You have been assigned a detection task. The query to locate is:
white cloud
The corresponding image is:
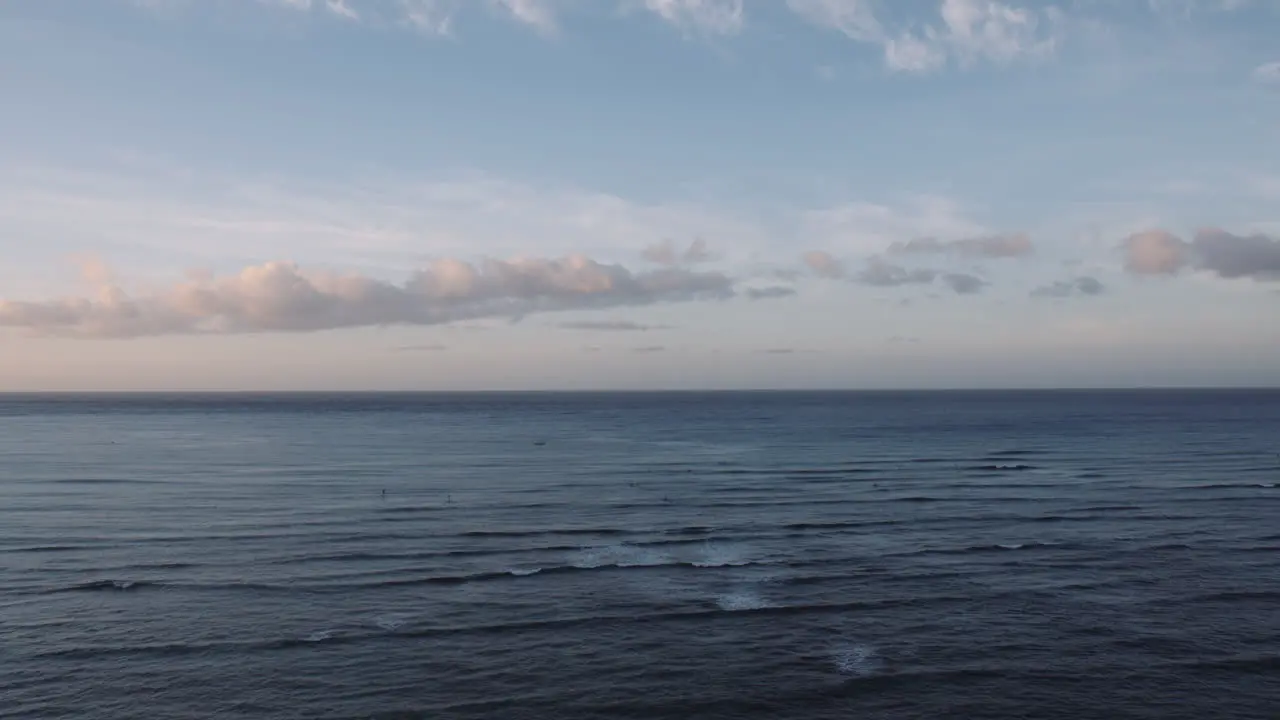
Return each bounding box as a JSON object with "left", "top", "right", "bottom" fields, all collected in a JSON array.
[
  {"left": 642, "top": 0, "right": 745, "bottom": 35},
  {"left": 399, "top": 0, "right": 459, "bottom": 35},
  {"left": 785, "top": 0, "right": 882, "bottom": 42},
  {"left": 1253, "top": 61, "right": 1280, "bottom": 84},
  {"left": 788, "top": 0, "right": 1061, "bottom": 73},
  {"left": 141, "top": 0, "right": 1070, "bottom": 63},
  {"left": 492, "top": 0, "right": 559, "bottom": 34}
]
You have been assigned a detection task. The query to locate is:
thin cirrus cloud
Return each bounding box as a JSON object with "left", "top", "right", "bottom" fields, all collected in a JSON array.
[
  {"left": 1121, "top": 228, "right": 1280, "bottom": 282},
  {"left": 0, "top": 255, "right": 736, "bottom": 339},
  {"left": 214, "top": 0, "right": 1066, "bottom": 73},
  {"left": 787, "top": 0, "right": 1062, "bottom": 73}
]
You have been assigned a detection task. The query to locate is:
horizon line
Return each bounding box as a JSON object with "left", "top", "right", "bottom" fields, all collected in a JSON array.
[{"left": 1, "top": 386, "right": 1277, "bottom": 396}]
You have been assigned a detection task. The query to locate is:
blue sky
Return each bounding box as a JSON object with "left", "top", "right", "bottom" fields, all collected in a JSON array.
[{"left": 1, "top": 0, "right": 1278, "bottom": 390}]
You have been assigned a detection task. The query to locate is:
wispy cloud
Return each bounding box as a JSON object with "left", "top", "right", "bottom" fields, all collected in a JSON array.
[
  {"left": 143, "top": 0, "right": 1068, "bottom": 68},
  {"left": 641, "top": 238, "right": 713, "bottom": 267},
  {"left": 798, "top": 195, "right": 990, "bottom": 256},
  {"left": 789, "top": 0, "right": 1062, "bottom": 73},
  {"left": 1254, "top": 61, "right": 1280, "bottom": 84},
  {"left": 632, "top": 345, "right": 666, "bottom": 353},
  {"left": 642, "top": 0, "right": 744, "bottom": 35},
  {"left": 0, "top": 255, "right": 735, "bottom": 338},
  {"left": 1031, "top": 276, "right": 1105, "bottom": 298},
  {"left": 392, "top": 343, "right": 448, "bottom": 352},
  {"left": 0, "top": 167, "right": 775, "bottom": 269}
]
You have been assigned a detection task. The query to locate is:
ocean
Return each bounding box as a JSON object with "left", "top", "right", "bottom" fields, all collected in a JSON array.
[{"left": 2, "top": 390, "right": 1279, "bottom": 719}]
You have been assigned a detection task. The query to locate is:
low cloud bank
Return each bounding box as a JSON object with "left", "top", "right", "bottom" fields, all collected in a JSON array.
[
  {"left": 804, "top": 252, "right": 988, "bottom": 294},
  {"left": 1122, "top": 228, "right": 1280, "bottom": 281},
  {"left": 0, "top": 255, "right": 735, "bottom": 338}
]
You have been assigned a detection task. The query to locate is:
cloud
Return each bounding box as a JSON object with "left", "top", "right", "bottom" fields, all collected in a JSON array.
[
  {"left": 557, "top": 320, "right": 671, "bottom": 331},
  {"left": 393, "top": 343, "right": 448, "bottom": 352},
  {"left": 398, "top": 0, "right": 459, "bottom": 34},
  {"left": 804, "top": 252, "right": 988, "bottom": 294},
  {"left": 0, "top": 255, "right": 735, "bottom": 338},
  {"left": 802, "top": 250, "right": 846, "bottom": 279},
  {"left": 888, "top": 233, "right": 1033, "bottom": 258},
  {"left": 1031, "top": 276, "right": 1105, "bottom": 298},
  {"left": 642, "top": 0, "right": 745, "bottom": 35},
  {"left": 641, "top": 238, "right": 713, "bottom": 266},
  {"left": 1193, "top": 228, "right": 1280, "bottom": 281},
  {"left": 744, "top": 286, "right": 798, "bottom": 300},
  {"left": 1254, "top": 61, "right": 1280, "bottom": 84},
  {"left": 788, "top": 0, "right": 1061, "bottom": 73},
  {"left": 785, "top": 0, "right": 882, "bottom": 42},
  {"left": 632, "top": 345, "right": 666, "bottom": 353},
  {"left": 139, "top": 0, "right": 1083, "bottom": 73},
  {"left": 1122, "top": 229, "right": 1189, "bottom": 275},
  {"left": 941, "top": 272, "right": 988, "bottom": 294},
  {"left": 261, "top": 0, "right": 561, "bottom": 34},
  {"left": 760, "top": 348, "right": 795, "bottom": 354},
  {"left": 1120, "top": 228, "right": 1280, "bottom": 281},
  {"left": 854, "top": 258, "right": 937, "bottom": 287}
]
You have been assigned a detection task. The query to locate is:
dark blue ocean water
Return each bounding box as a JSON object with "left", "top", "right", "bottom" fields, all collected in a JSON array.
[{"left": 3, "top": 390, "right": 1280, "bottom": 719}]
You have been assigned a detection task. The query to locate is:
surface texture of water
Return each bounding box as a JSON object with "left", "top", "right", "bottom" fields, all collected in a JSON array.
[{"left": 3, "top": 390, "right": 1280, "bottom": 719}]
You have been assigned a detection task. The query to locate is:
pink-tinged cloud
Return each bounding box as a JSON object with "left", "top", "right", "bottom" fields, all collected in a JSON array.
[
  {"left": 0, "top": 255, "right": 735, "bottom": 338},
  {"left": 1122, "top": 229, "right": 1189, "bottom": 275},
  {"left": 802, "top": 250, "right": 846, "bottom": 278},
  {"left": 1121, "top": 228, "right": 1280, "bottom": 281}
]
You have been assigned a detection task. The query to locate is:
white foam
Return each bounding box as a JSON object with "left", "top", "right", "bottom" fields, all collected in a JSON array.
[
  {"left": 507, "top": 567, "right": 542, "bottom": 576},
  {"left": 304, "top": 630, "right": 334, "bottom": 642},
  {"left": 374, "top": 617, "right": 405, "bottom": 631},
  {"left": 832, "top": 643, "right": 882, "bottom": 678},
  {"left": 997, "top": 543, "right": 1024, "bottom": 550},
  {"left": 716, "top": 589, "right": 772, "bottom": 611}
]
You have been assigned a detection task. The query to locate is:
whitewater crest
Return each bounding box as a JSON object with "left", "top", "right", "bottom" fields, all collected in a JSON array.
[{"left": 832, "top": 643, "right": 883, "bottom": 678}]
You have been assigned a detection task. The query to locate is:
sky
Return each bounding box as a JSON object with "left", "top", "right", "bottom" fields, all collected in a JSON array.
[{"left": 1, "top": 0, "right": 1278, "bottom": 391}]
